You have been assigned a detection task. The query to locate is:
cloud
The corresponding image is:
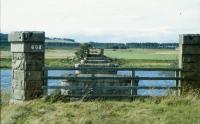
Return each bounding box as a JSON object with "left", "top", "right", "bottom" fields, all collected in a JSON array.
[{"left": 1, "top": 0, "right": 200, "bottom": 42}]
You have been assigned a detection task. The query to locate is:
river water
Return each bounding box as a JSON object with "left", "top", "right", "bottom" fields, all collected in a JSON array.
[{"left": 1, "top": 69, "right": 176, "bottom": 96}]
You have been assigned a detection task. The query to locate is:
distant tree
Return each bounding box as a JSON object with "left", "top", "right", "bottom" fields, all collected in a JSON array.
[
  {"left": 75, "top": 43, "right": 91, "bottom": 60},
  {"left": 120, "top": 45, "right": 127, "bottom": 49},
  {"left": 112, "top": 46, "right": 119, "bottom": 49}
]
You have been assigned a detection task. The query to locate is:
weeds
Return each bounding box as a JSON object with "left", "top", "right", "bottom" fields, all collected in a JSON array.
[{"left": 1, "top": 89, "right": 200, "bottom": 124}]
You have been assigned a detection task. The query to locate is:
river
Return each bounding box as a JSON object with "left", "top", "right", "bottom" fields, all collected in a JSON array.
[{"left": 1, "top": 69, "right": 176, "bottom": 96}]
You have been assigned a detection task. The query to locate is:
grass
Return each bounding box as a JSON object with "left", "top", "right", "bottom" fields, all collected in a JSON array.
[
  {"left": 0, "top": 58, "right": 11, "bottom": 68},
  {"left": 114, "top": 59, "right": 178, "bottom": 68},
  {"left": 45, "top": 48, "right": 78, "bottom": 59},
  {"left": 45, "top": 58, "right": 77, "bottom": 67},
  {"left": 0, "top": 47, "right": 78, "bottom": 59},
  {"left": 0, "top": 58, "right": 177, "bottom": 68},
  {"left": 0, "top": 58, "right": 77, "bottom": 68},
  {"left": 0, "top": 47, "right": 178, "bottom": 68},
  {"left": 104, "top": 49, "right": 178, "bottom": 60},
  {"left": 0, "top": 47, "right": 78, "bottom": 68},
  {"left": 1, "top": 90, "right": 200, "bottom": 124}
]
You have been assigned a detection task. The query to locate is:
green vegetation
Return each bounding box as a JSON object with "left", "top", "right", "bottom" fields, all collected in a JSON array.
[
  {"left": 0, "top": 47, "right": 178, "bottom": 68},
  {"left": 0, "top": 58, "right": 77, "bottom": 68},
  {"left": 114, "top": 59, "right": 177, "bottom": 68},
  {"left": 0, "top": 47, "right": 78, "bottom": 68},
  {"left": 45, "top": 58, "right": 77, "bottom": 67},
  {"left": 1, "top": 91, "right": 200, "bottom": 124},
  {"left": 0, "top": 58, "right": 11, "bottom": 68},
  {"left": 104, "top": 49, "right": 178, "bottom": 60},
  {"left": 75, "top": 43, "right": 91, "bottom": 60},
  {"left": 45, "top": 48, "right": 77, "bottom": 58}
]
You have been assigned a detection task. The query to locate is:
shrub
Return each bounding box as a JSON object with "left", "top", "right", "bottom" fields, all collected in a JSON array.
[{"left": 75, "top": 43, "right": 91, "bottom": 60}]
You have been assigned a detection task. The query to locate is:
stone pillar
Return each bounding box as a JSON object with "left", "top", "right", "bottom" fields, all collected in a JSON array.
[
  {"left": 179, "top": 34, "right": 200, "bottom": 91},
  {"left": 9, "top": 31, "right": 45, "bottom": 102}
]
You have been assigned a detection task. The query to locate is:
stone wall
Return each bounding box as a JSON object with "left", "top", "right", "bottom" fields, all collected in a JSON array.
[
  {"left": 61, "top": 74, "right": 131, "bottom": 96},
  {"left": 61, "top": 48, "right": 136, "bottom": 97},
  {"left": 9, "top": 31, "right": 45, "bottom": 102},
  {"left": 179, "top": 34, "right": 200, "bottom": 91}
]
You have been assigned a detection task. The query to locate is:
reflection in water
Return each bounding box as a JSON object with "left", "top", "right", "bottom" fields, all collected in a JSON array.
[
  {"left": 1, "top": 69, "right": 11, "bottom": 90},
  {"left": 118, "top": 71, "right": 176, "bottom": 96},
  {"left": 1, "top": 69, "right": 176, "bottom": 96}
]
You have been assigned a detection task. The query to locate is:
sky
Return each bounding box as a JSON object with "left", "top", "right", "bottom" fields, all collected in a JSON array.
[{"left": 1, "top": 0, "right": 200, "bottom": 43}]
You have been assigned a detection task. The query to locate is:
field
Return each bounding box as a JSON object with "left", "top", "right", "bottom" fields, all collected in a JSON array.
[
  {"left": 0, "top": 47, "right": 178, "bottom": 68},
  {"left": 105, "top": 49, "right": 178, "bottom": 68},
  {"left": 105, "top": 49, "right": 178, "bottom": 60}
]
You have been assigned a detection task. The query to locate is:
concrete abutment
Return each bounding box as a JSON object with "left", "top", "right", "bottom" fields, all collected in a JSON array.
[{"left": 9, "top": 31, "right": 45, "bottom": 102}]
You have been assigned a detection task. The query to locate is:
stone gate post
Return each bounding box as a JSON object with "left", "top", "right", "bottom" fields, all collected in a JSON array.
[
  {"left": 9, "top": 31, "right": 45, "bottom": 102},
  {"left": 179, "top": 34, "right": 200, "bottom": 91}
]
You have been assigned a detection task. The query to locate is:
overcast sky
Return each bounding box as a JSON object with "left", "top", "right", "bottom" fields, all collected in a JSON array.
[{"left": 1, "top": 0, "right": 200, "bottom": 43}]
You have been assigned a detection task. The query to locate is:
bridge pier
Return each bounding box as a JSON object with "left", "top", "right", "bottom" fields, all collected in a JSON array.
[
  {"left": 9, "top": 31, "right": 45, "bottom": 102},
  {"left": 179, "top": 34, "right": 200, "bottom": 92}
]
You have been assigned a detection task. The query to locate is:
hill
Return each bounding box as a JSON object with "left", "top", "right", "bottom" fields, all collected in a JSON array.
[
  {"left": 0, "top": 33, "right": 76, "bottom": 43},
  {"left": 0, "top": 33, "right": 8, "bottom": 42},
  {"left": 45, "top": 37, "right": 76, "bottom": 43}
]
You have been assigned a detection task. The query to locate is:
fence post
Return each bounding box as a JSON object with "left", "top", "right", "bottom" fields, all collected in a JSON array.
[
  {"left": 131, "top": 70, "right": 137, "bottom": 97},
  {"left": 43, "top": 69, "right": 48, "bottom": 96},
  {"left": 9, "top": 31, "right": 45, "bottom": 102},
  {"left": 175, "top": 70, "right": 181, "bottom": 96},
  {"left": 179, "top": 34, "right": 200, "bottom": 92}
]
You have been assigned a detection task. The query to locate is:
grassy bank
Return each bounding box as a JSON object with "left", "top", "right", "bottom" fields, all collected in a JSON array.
[
  {"left": 1, "top": 91, "right": 200, "bottom": 124},
  {"left": 0, "top": 58, "right": 77, "bottom": 68},
  {"left": 114, "top": 59, "right": 177, "bottom": 68},
  {"left": 0, "top": 58, "right": 177, "bottom": 68},
  {"left": 0, "top": 58, "right": 11, "bottom": 68}
]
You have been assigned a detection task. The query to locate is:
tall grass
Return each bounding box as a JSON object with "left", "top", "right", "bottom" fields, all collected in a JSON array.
[
  {"left": 1, "top": 90, "right": 11, "bottom": 105},
  {"left": 1, "top": 89, "right": 200, "bottom": 124}
]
